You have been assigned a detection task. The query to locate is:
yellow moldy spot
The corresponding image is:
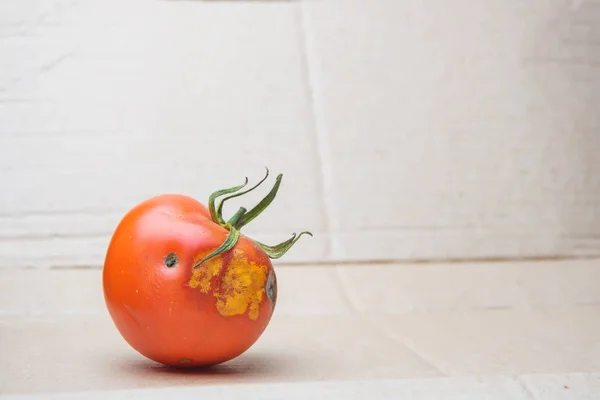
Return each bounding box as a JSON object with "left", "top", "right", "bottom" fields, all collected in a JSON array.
[
  {"left": 215, "top": 249, "right": 267, "bottom": 320},
  {"left": 188, "top": 254, "right": 222, "bottom": 293},
  {"left": 189, "top": 248, "right": 268, "bottom": 321}
]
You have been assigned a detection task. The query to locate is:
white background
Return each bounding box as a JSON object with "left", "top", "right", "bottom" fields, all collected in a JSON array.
[{"left": 1, "top": 0, "right": 599, "bottom": 268}]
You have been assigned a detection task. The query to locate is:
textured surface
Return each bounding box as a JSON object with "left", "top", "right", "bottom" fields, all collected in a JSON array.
[
  {"left": 302, "top": 0, "right": 600, "bottom": 262},
  {"left": 3, "top": 376, "right": 600, "bottom": 400},
  {"left": 2, "top": 0, "right": 600, "bottom": 267},
  {"left": 1, "top": 259, "right": 599, "bottom": 397}
]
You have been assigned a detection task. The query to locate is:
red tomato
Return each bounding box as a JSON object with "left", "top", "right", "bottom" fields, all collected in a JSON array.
[{"left": 102, "top": 169, "right": 311, "bottom": 367}]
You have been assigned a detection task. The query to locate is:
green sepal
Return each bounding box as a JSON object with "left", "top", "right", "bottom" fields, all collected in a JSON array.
[
  {"left": 193, "top": 227, "right": 241, "bottom": 268},
  {"left": 255, "top": 231, "right": 313, "bottom": 259},
  {"left": 195, "top": 169, "right": 312, "bottom": 267},
  {"left": 216, "top": 167, "right": 270, "bottom": 224},
  {"left": 208, "top": 178, "right": 248, "bottom": 226},
  {"left": 238, "top": 173, "right": 282, "bottom": 229}
]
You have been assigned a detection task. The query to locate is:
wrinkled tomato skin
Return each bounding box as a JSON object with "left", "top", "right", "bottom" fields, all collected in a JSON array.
[{"left": 102, "top": 194, "right": 277, "bottom": 367}]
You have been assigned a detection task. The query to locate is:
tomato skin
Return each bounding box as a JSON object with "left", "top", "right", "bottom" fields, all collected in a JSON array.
[{"left": 102, "top": 194, "right": 277, "bottom": 367}]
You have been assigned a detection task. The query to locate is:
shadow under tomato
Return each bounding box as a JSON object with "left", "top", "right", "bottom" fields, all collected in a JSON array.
[{"left": 117, "top": 352, "right": 292, "bottom": 383}]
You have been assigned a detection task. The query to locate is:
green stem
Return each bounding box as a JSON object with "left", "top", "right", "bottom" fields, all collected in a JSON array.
[
  {"left": 193, "top": 228, "right": 241, "bottom": 268},
  {"left": 195, "top": 169, "right": 312, "bottom": 267},
  {"left": 226, "top": 207, "right": 247, "bottom": 228},
  {"left": 208, "top": 178, "right": 248, "bottom": 226},
  {"left": 216, "top": 167, "right": 270, "bottom": 224},
  {"left": 193, "top": 208, "right": 246, "bottom": 268},
  {"left": 237, "top": 173, "right": 282, "bottom": 229}
]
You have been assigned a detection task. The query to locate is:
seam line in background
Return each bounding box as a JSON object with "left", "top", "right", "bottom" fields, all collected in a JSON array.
[{"left": 297, "top": 2, "right": 335, "bottom": 260}]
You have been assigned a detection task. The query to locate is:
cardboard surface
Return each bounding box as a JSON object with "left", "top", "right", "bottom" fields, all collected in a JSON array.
[
  {"left": 3, "top": 375, "right": 600, "bottom": 400},
  {"left": 1, "top": 259, "right": 599, "bottom": 397}
]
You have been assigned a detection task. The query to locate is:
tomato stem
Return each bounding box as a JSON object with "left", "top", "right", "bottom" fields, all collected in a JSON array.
[
  {"left": 216, "top": 167, "right": 270, "bottom": 224},
  {"left": 197, "top": 168, "right": 312, "bottom": 267},
  {"left": 208, "top": 178, "right": 249, "bottom": 226},
  {"left": 193, "top": 227, "right": 242, "bottom": 268},
  {"left": 226, "top": 207, "right": 247, "bottom": 229},
  {"left": 237, "top": 173, "right": 282, "bottom": 229}
]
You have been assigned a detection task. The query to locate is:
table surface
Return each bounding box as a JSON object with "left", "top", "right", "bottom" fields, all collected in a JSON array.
[{"left": 1, "top": 259, "right": 599, "bottom": 399}]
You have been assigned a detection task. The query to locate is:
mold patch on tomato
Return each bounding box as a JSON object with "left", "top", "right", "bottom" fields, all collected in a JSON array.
[
  {"left": 189, "top": 249, "right": 267, "bottom": 321},
  {"left": 188, "top": 254, "right": 223, "bottom": 293},
  {"left": 215, "top": 249, "right": 267, "bottom": 320}
]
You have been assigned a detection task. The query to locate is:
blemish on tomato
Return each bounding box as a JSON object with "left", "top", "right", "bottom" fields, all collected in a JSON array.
[
  {"left": 180, "top": 358, "right": 191, "bottom": 364},
  {"left": 188, "top": 249, "right": 267, "bottom": 321},
  {"left": 164, "top": 252, "right": 178, "bottom": 268},
  {"left": 266, "top": 270, "right": 277, "bottom": 303},
  {"left": 188, "top": 253, "right": 223, "bottom": 293},
  {"left": 122, "top": 304, "right": 142, "bottom": 328},
  {"left": 215, "top": 249, "right": 267, "bottom": 321}
]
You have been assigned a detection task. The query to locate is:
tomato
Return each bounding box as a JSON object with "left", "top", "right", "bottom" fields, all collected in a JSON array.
[{"left": 102, "top": 169, "right": 311, "bottom": 367}]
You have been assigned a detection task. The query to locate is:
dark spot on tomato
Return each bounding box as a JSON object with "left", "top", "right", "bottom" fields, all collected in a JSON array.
[
  {"left": 266, "top": 270, "right": 277, "bottom": 303},
  {"left": 164, "top": 252, "right": 178, "bottom": 268},
  {"left": 180, "top": 358, "right": 191, "bottom": 364}
]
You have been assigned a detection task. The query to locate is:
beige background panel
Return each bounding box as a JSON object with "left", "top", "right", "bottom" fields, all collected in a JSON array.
[
  {"left": 0, "top": 0, "right": 325, "bottom": 267},
  {"left": 1, "top": 0, "right": 600, "bottom": 268},
  {"left": 301, "top": 0, "right": 600, "bottom": 261}
]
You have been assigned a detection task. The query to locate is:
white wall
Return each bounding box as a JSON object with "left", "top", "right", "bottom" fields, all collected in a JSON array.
[{"left": 1, "top": 0, "right": 599, "bottom": 268}]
